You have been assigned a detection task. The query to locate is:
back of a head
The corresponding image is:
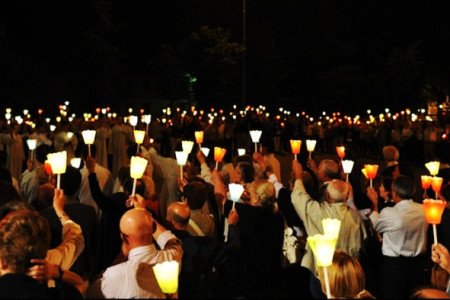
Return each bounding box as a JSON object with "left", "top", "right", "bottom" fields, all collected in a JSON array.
[
  {"left": 167, "top": 202, "right": 190, "bottom": 229},
  {"left": 320, "top": 251, "right": 367, "bottom": 299},
  {"left": 0, "top": 210, "right": 50, "bottom": 274},
  {"left": 382, "top": 145, "right": 399, "bottom": 163},
  {"left": 326, "top": 179, "right": 349, "bottom": 203},
  {"left": 183, "top": 181, "right": 208, "bottom": 210},
  {"left": 410, "top": 287, "right": 450, "bottom": 299},
  {"left": 237, "top": 161, "right": 255, "bottom": 184},
  {"left": 35, "top": 144, "right": 53, "bottom": 164},
  {"left": 319, "top": 159, "right": 340, "bottom": 180},
  {"left": 60, "top": 166, "right": 82, "bottom": 197},
  {"left": 32, "top": 183, "right": 55, "bottom": 211},
  {"left": 0, "top": 201, "right": 33, "bottom": 220},
  {"left": 120, "top": 208, "right": 154, "bottom": 245},
  {"left": 118, "top": 166, "right": 131, "bottom": 187},
  {"left": 252, "top": 179, "right": 277, "bottom": 211},
  {"left": 392, "top": 175, "right": 415, "bottom": 199}
]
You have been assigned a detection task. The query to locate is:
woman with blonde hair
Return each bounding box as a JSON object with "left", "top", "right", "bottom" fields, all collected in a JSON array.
[{"left": 318, "top": 251, "right": 374, "bottom": 299}]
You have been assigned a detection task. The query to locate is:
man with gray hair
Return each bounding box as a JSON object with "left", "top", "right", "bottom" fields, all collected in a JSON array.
[{"left": 291, "top": 160, "right": 367, "bottom": 298}]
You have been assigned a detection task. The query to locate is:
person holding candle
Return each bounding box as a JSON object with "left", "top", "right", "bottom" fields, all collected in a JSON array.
[
  {"left": 367, "top": 175, "right": 428, "bottom": 299},
  {"left": 431, "top": 243, "right": 450, "bottom": 294},
  {"left": 290, "top": 160, "right": 367, "bottom": 298},
  {"left": 86, "top": 207, "right": 183, "bottom": 298},
  {"left": 307, "top": 158, "right": 341, "bottom": 202}
]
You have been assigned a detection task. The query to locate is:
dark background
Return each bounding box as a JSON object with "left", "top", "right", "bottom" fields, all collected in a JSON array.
[{"left": 1, "top": 0, "right": 450, "bottom": 116}]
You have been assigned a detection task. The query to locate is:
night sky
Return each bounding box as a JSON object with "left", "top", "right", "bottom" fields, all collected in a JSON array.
[{"left": 1, "top": 0, "right": 450, "bottom": 115}]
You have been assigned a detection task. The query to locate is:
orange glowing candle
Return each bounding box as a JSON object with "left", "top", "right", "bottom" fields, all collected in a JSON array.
[
  {"left": 421, "top": 175, "right": 432, "bottom": 198},
  {"left": 195, "top": 131, "right": 204, "bottom": 147},
  {"left": 364, "top": 164, "right": 378, "bottom": 188},
  {"left": 290, "top": 140, "right": 301, "bottom": 160},
  {"left": 336, "top": 146, "right": 345, "bottom": 160},
  {"left": 214, "top": 147, "right": 227, "bottom": 170},
  {"left": 431, "top": 177, "right": 444, "bottom": 200},
  {"left": 423, "top": 199, "right": 446, "bottom": 245}
]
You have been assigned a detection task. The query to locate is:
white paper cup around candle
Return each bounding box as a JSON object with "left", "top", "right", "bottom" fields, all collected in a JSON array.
[
  {"left": 237, "top": 148, "right": 246, "bottom": 156},
  {"left": 182, "top": 141, "right": 194, "bottom": 154},
  {"left": 130, "top": 156, "right": 148, "bottom": 196},
  {"left": 249, "top": 130, "right": 262, "bottom": 153},
  {"left": 306, "top": 139, "right": 317, "bottom": 159},
  {"left": 175, "top": 151, "right": 189, "bottom": 179},
  {"left": 27, "top": 139, "right": 37, "bottom": 161},
  {"left": 153, "top": 260, "right": 179, "bottom": 295},
  {"left": 229, "top": 183, "right": 244, "bottom": 210},
  {"left": 70, "top": 157, "right": 81, "bottom": 169},
  {"left": 342, "top": 160, "right": 354, "bottom": 182},
  {"left": 47, "top": 151, "right": 67, "bottom": 190},
  {"left": 201, "top": 147, "right": 210, "bottom": 157}
]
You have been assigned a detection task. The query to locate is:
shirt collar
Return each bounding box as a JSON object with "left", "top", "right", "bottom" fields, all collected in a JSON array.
[{"left": 128, "top": 244, "right": 157, "bottom": 260}]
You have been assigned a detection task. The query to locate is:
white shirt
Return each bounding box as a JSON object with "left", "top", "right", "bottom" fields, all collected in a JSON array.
[
  {"left": 370, "top": 199, "right": 428, "bottom": 257},
  {"left": 86, "top": 231, "right": 182, "bottom": 299}
]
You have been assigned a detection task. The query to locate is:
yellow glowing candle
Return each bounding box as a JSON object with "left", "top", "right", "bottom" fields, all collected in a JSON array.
[
  {"left": 195, "top": 131, "right": 204, "bottom": 147},
  {"left": 306, "top": 140, "right": 317, "bottom": 159},
  {"left": 425, "top": 161, "right": 440, "bottom": 177},
  {"left": 431, "top": 177, "right": 444, "bottom": 199},
  {"left": 130, "top": 156, "right": 148, "bottom": 196},
  {"left": 134, "top": 130, "right": 145, "bottom": 154},
  {"left": 421, "top": 175, "right": 432, "bottom": 190},
  {"left": 237, "top": 148, "right": 246, "bottom": 156},
  {"left": 423, "top": 199, "right": 446, "bottom": 245},
  {"left": 290, "top": 140, "right": 301, "bottom": 160},
  {"left": 336, "top": 146, "right": 345, "bottom": 160},
  {"left": 182, "top": 141, "right": 194, "bottom": 154},
  {"left": 47, "top": 151, "right": 67, "bottom": 189},
  {"left": 153, "top": 260, "right": 179, "bottom": 295},
  {"left": 364, "top": 164, "right": 379, "bottom": 188},
  {"left": 214, "top": 147, "right": 227, "bottom": 170}
]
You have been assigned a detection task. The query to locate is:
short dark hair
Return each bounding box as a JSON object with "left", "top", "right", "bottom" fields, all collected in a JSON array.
[
  {"left": 392, "top": 175, "right": 415, "bottom": 199},
  {"left": 60, "top": 166, "right": 82, "bottom": 197},
  {"left": 183, "top": 181, "right": 208, "bottom": 210},
  {"left": 35, "top": 144, "right": 52, "bottom": 164},
  {"left": 237, "top": 162, "right": 255, "bottom": 184}
]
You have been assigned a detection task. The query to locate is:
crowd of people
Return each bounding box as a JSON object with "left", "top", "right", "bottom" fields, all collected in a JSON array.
[{"left": 0, "top": 105, "right": 449, "bottom": 299}]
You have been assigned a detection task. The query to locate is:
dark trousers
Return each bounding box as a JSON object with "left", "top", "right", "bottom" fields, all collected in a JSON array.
[{"left": 379, "top": 255, "right": 427, "bottom": 299}]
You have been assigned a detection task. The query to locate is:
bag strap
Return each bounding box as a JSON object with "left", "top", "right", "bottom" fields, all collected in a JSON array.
[{"left": 189, "top": 219, "right": 205, "bottom": 236}]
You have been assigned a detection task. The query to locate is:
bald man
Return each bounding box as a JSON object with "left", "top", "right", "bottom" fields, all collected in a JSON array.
[
  {"left": 86, "top": 208, "right": 183, "bottom": 298},
  {"left": 166, "top": 201, "right": 218, "bottom": 298}
]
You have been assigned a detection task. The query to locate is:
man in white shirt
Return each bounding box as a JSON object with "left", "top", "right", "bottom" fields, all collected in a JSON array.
[
  {"left": 86, "top": 207, "right": 183, "bottom": 298},
  {"left": 367, "top": 175, "right": 428, "bottom": 299}
]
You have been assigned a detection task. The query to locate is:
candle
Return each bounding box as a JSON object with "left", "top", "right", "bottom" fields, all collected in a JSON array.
[
  {"left": 200, "top": 147, "right": 210, "bottom": 157},
  {"left": 47, "top": 151, "right": 67, "bottom": 190},
  {"left": 237, "top": 148, "right": 246, "bottom": 156},
  {"left": 130, "top": 156, "right": 148, "bottom": 196},
  {"left": 425, "top": 161, "right": 440, "bottom": 177},
  {"left": 306, "top": 140, "right": 317, "bottom": 159},
  {"left": 431, "top": 177, "right": 444, "bottom": 200},
  {"left": 129, "top": 115, "right": 138, "bottom": 128},
  {"left": 70, "top": 157, "right": 81, "bottom": 169},
  {"left": 229, "top": 183, "right": 244, "bottom": 210},
  {"left": 341, "top": 160, "right": 354, "bottom": 182},
  {"left": 134, "top": 130, "right": 145, "bottom": 154},
  {"left": 336, "top": 146, "right": 345, "bottom": 160},
  {"left": 153, "top": 260, "right": 179, "bottom": 295},
  {"left": 421, "top": 175, "right": 432, "bottom": 198},
  {"left": 364, "top": 164, "right": 378, "bottom": 188},
  {"left": 82, "top": 130, "right": 96, "bottom": 156},
  {"left": 175, "top": 151, "right": 189, "bottom": 179},
  {"left": 26, "top": 139, "right": 37, "bottom": 161},
  {"left": 423, "top": 199, "right": 446, "bottom": 245},
  {"left": 290, "top": 140, "right": 301, "bottom": 160},
  {"left": 249, "top": 130, "right": 262, "bottom": 153},
  {"left": 195, "top": 131, "right": 204, "bottom": 148},
  {"left": 214, "top": 147, "right": 227, "bottom": 170},
  {"left": 182, "top": 141, "right": 194, "bottom": 154}
]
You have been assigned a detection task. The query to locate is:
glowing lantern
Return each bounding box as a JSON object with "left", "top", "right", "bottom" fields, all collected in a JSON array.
[
  {"left": 423, "top": 199, "right": 446, "bottom": 245},
  {"left": 290, "top": 140, "right": 301, "bottom": 161},
  {"left": 237, "top": 148, "right": 246, "bottom": 156},
  {"left": 175, "top": 151, "right": 189, "bottom": 179},
  {"left": 153, "top": 260, "right": 179, "bottom": 295},
  {"left": 82, "top": 130, "right": 96, "bottom": 156},
  {"left": 130, "top": 156, "right": 148, "bottom": 197},
  {"left": 26, "top": 139, "right": 37, "bottom": 161},
  {"left": 47, "top": 151, "right": 67, "bottom": 189},
  {"left": 364, "top": 164, "right": 378, "bottom": 188},
  {"left": 214, "top": 147, "right": 227, "bottom": 170},
  {"left": 425, "top": 161, "right": 440, "bottom": 177},
  {"left": 195, "top": 131, "right": 204, "bottom": 148},
  {"left": 341, "top": 160, "right": 354, "bottom": 182},
  {"left": 182, "top": 141, "right": 194, "bottom": 154},
  {"left": 134, "top": 130, "right": 145, "bottom": 154},
  {"left": 249, "top": 130, "right": 262, "bottom": 153},
  {"left": 306, "top": 140, "right": 317, "bottom": 159},
  {"left": 229, "top": 183, "right": 244, "bottom": 210},
  {"left": 336, "top": 146, "right": 345, "bottom": 160}
]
